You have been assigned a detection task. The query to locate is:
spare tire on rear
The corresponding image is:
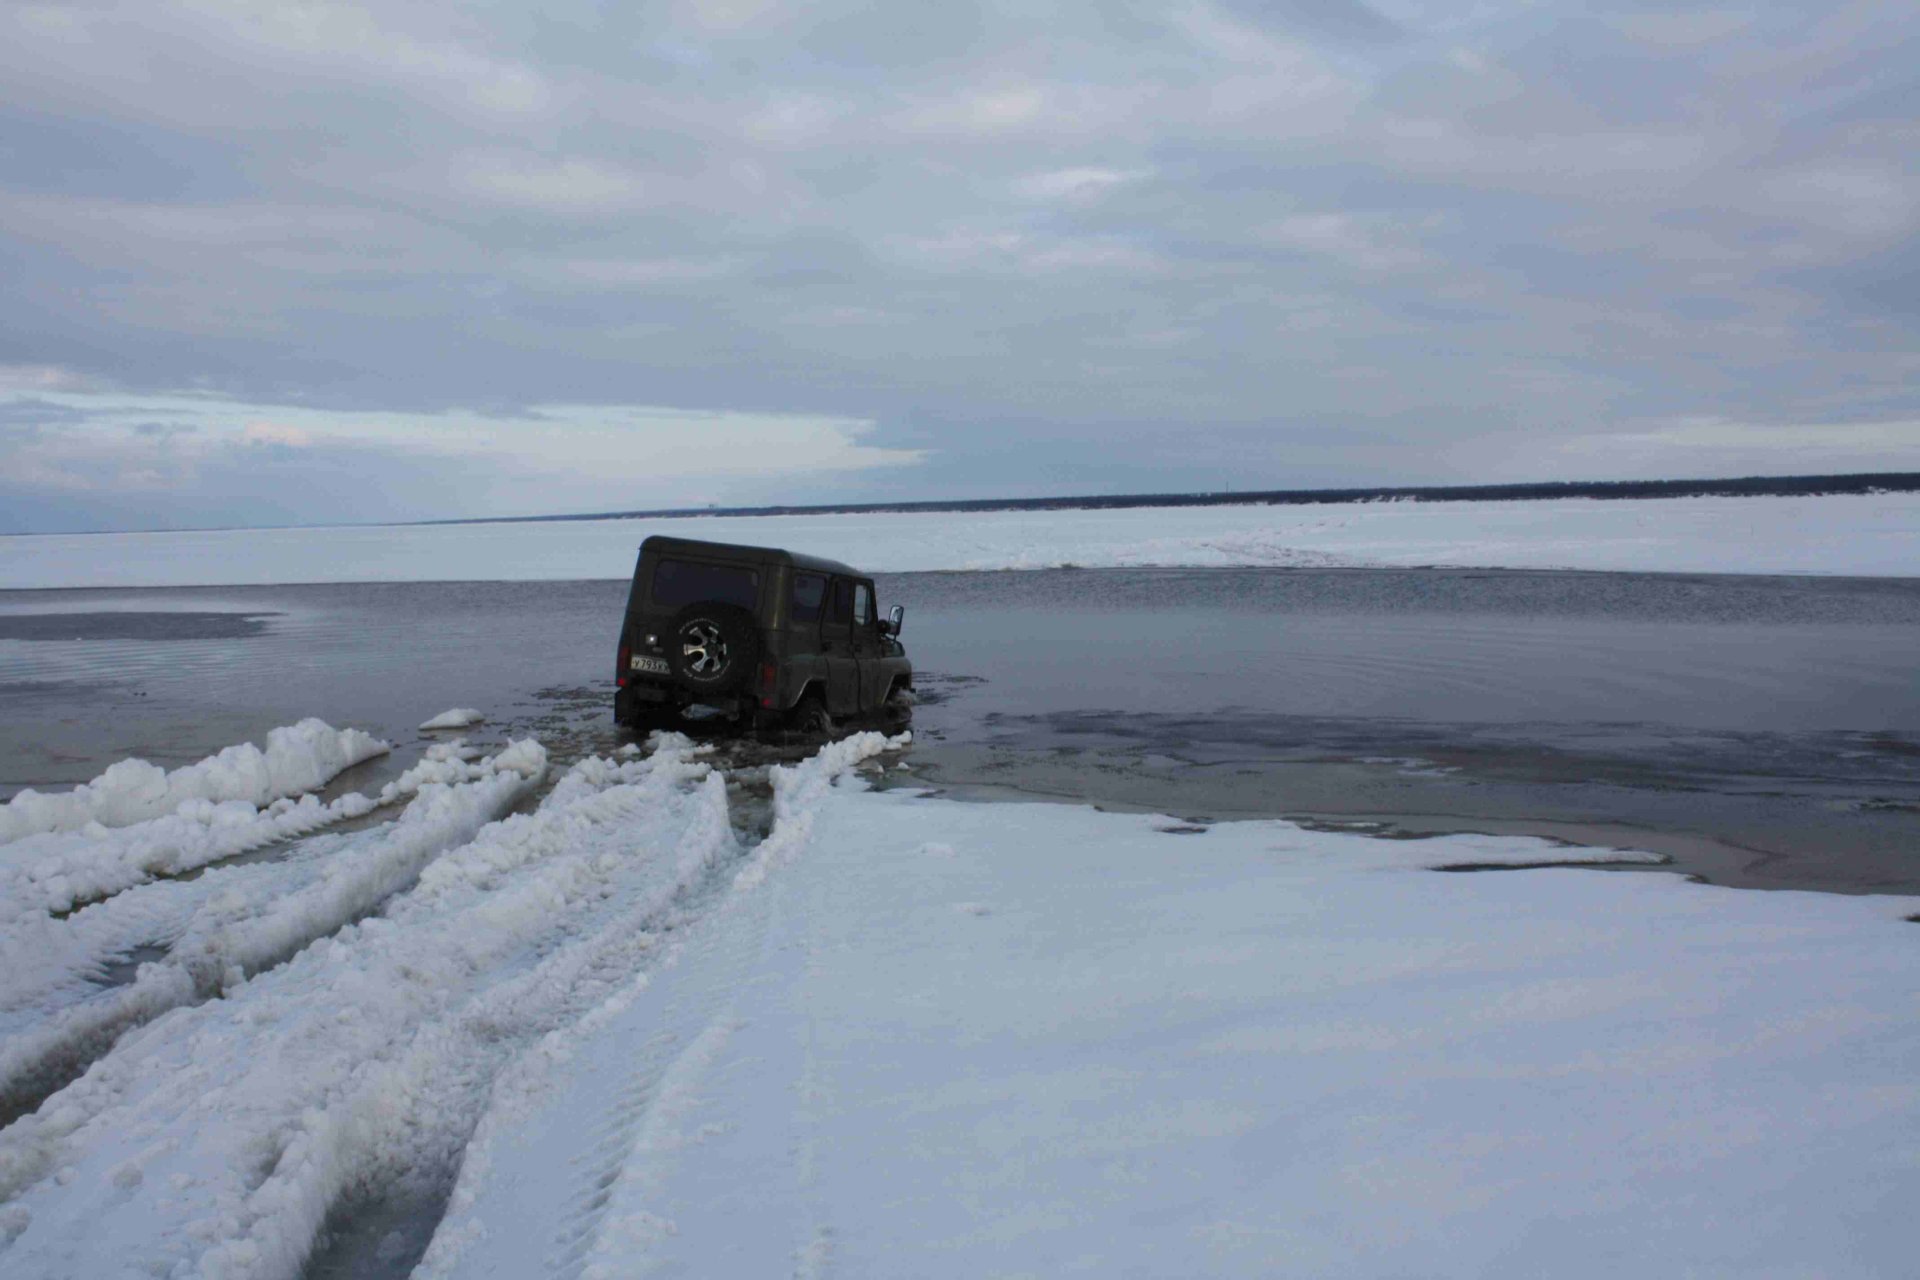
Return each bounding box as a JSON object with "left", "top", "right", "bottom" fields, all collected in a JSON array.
[{"left": 668, "top": 603, "right": 760, "bottom": 694}]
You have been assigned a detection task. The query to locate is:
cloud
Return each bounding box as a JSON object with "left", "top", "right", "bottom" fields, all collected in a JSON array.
[
  {"left": 1571, "top": 417, "right": 1920, "bottom": 462},
  {"left": 0, "top": 365, "right": 94, "bottom": 394},
  {"left": 1256, "top": 214, "right": 1428, "bottom": 270},
  {"left": 0, "top": 391, "right": 925, "bottom": 530},
  {"left": 0, "top": 0, "right": 1915, "bottom": 531},
  {"left": 241, "top": 421, "right": 314, "bottom": 449},
  {"left": 1012, "top": 167, "right": 1150, "bottom": 202},
  {"left": 449, "top": 154, "right": 651, "bottom": 215}
]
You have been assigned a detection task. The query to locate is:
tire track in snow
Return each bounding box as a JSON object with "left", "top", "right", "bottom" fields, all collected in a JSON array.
[
  {"left": 0, "top": 720, "right": 387, "bottom": 844},
  {"left": 0, "top": 739, "right": 537, "bottom": 1058},
  {"left": 272, "top": 746, "right": 741, "bottom": 1280},
  {"left": 0, "top": 744, "right": 547, "bottom": 1130},
  {"left": 0, "top": 733, "right": 905, "bottom": 1280},
  {"left": 1, "top": 829, "right": 359, "bottom": 1062},
  {"left": 536, "top": 862, "right": 770, "bottom": 1280},
  {"left": 0, "top": 737, "right": 739, "bottom": 1280},
  {"left": 0, "top": 737, "right": 510, "bottom": 923},
  {"left": 413, "top": 731, "right": 907, "bottom": 1280},
  {"left": 566, "top": 1016, "right": 742, "bottom": 1278}
]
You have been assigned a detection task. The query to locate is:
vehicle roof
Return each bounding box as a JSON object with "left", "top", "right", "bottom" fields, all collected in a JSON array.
[{"left": 639, "top": 534, "right": 866, "bottom": 579}]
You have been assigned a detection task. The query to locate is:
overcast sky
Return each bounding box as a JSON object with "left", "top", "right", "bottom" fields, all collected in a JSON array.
[{"left": 2, "top": 1, "right": 1917, "bottom": 532}]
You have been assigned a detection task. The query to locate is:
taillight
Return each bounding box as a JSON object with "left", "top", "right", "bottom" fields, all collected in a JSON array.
[
  {"left": 617, "top": 642, "right": 630, "bottom": 687},
  {"left": 758, "top": 662, "right": 777, "bottom": 707}
]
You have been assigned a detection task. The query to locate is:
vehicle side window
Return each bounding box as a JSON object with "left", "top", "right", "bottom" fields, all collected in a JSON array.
[
  {"left": 853, "top": 582, "right": 873, "bottom": 626},
  {"left": 651, "top": 559, "right": 758, "bottom": 609},
  {"left": 827, "top": 578, "right": 854, "bottom": 625},
  {"left": 791, "top": 573, "right": 826, "bottom": 624}
]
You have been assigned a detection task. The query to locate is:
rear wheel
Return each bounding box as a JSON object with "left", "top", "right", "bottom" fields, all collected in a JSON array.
[{"left": 789, "top": 691, "right": 833, "bottom": 737}]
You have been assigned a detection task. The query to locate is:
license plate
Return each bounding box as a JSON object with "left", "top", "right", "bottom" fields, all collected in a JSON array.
[{"left": 630, "top": 654, "right": 670, "bottom": 675}]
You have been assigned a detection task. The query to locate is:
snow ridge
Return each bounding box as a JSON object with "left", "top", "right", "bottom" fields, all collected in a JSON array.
[
  {"left": 0, "top": 720, "right": 388, "bottom": 845},
  {"left": 0, "top": 735, "right": 744, "bottom": 1280},
  {"left": 0, "top": 742, "right": 547, "bottom": 1128},
  {"left": 420, "top": 708, "right": 485, "bottom": 731},
  {"left": 0, "top": 738, "right": 521, "bottom": 922},
  {"left": 732, "top": 729, "right": 907, "bottom": 892}
]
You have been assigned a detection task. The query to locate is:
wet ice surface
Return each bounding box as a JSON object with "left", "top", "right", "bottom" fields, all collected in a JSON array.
[
  {"left": 891, "top": 569, "right": 1920, "bottom": 894},
  {"left": 0, "top": 612, "right": 277, "bottom": 642},
  {"left": 2, "top": 568, "right": 1918, "bottom": 892}
]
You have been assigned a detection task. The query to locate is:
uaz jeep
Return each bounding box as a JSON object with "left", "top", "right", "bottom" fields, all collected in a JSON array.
[{"left": 614, "top": 535, "right": 912, "bottom": 733}]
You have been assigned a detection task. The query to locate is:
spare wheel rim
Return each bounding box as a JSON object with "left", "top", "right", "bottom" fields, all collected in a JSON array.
[{"left": 683, "top": 620, "right": 728, "bottom": 676}]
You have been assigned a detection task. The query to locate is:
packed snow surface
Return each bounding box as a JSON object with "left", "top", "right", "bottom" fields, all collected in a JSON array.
[
  {"left": 0, "top": 731, "right": 1913, "bottom": 1278},
  {"left": 419, "top": 709, "right": 485, "bottom": 731},
  {"left": 0, "top": 720, "right": 387, "bottom": 845},
  {"left": 413, "top": 787, "right": 1919, "bottom": 1280},
  {"left": 3, "top": 492, "right": 1917, "bottom": 587}
]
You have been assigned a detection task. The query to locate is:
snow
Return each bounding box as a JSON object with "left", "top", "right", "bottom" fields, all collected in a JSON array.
[
  {"left": 0, "top": 720, "right": 387, "bottom": 845},
  {"left": 0, "top": 732, "right": 1915, "bottom": 1278},
  {"left": 0, "top": 734, "right": 510, "bottom": 922},
  {"left": 3, "top": 492, "right": 1917, "bottom": 588},
  {"left": 0, "top": 741, "right": 547, "bottom": 1130},
  {"left": 418, "top": 709, "right": 484, "bottom": 731},
  {"left": 0, "top": 735, "right": 730, "bottom": 1277},
  {"left": 418, "top": 783, "right": 1920, "bottom": 1280}
]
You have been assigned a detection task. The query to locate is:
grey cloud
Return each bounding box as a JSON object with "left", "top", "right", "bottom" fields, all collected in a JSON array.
[
  {"left": 1, "top": 0, "right": 1916, "bottom": 530},
  {"left": 0, "top": 397, "right": 89, "bottom": 428},
  {"left": 1223, "top": 0, "right": 1406, "bottom": 46}
]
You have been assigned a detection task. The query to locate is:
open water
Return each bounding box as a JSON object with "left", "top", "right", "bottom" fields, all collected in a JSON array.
[{"left": 2, "top": 567, "right": 1917, "bottom": 893}]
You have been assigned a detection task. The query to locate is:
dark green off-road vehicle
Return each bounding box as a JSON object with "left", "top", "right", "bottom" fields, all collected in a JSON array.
[{"left": 614, "top": 536, "right": 912, "bottom": 734}]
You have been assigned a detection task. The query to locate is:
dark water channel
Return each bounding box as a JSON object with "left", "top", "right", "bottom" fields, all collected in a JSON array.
[{"left": 3, "top": 567, "right": 1918, "bottom": 895}]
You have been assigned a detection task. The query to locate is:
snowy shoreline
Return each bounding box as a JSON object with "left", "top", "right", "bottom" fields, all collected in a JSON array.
[
  {"left": 0, "top": 724, "right": 1915, "bottom": 1276},
  {"left": 3, "top": 492, "right": 1917, "bottom": 588}
]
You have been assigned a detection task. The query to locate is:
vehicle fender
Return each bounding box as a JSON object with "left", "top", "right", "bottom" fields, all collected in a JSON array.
[{"left": 787, "top": 677, "right": 827, "bottom": 712}]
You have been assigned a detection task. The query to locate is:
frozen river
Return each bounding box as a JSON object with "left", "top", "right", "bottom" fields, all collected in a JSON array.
[{"left": 4, "top": 566, "right": 1918, "bottom": 894}]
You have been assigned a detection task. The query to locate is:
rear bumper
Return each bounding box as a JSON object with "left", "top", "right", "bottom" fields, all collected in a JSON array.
[
  {"left": 620, "top": 681, "right": 675, "bottom": 705},
  {"left": 616, "top": 680, "right": 758, "bottom": 722}
]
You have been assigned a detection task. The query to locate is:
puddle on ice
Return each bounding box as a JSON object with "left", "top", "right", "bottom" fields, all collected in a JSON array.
[
  {"left": 91, "top": 944, "right": 169, "bottom": 990},
  {"left": 304, "top": 1186, "right": 447, "bottom": 1280}
]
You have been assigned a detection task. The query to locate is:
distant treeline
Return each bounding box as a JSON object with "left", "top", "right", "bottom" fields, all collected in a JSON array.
[{"left": 432, "top": 471, "right": 1920, "bottom": 527}]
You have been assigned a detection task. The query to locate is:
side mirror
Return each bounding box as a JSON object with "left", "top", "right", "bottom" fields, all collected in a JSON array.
[{"left": 885, "top": 604, "right": 905, "bottom": 636}]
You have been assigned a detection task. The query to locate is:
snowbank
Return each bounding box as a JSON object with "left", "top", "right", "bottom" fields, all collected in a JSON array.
[
  {"left": 419, "top": 708, "right": 484, "bottom": 731},
  {"left": 2, "top": 492, "right": 1917, "bottom": 587},
  {"left": 0, "top": 720, "right": 387, "bottom": 845}
]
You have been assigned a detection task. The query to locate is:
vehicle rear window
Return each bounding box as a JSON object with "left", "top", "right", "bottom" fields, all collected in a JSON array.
[
  {"left": 792, "top": 573, "right": 826, "bottom": 623},
  {"left": 651, "top": 559, "right": 759, "bottom": 610}
]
